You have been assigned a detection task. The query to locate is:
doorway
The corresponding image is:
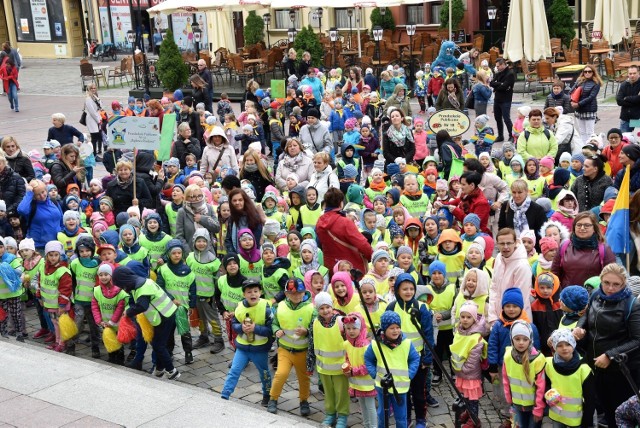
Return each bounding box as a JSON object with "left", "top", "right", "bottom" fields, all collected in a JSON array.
[
  {"left": 131, "top": 8, "right": 152, "bottom": 52},
  {"left": 233, "top": 12, "right": 244, "bottom": 51}
]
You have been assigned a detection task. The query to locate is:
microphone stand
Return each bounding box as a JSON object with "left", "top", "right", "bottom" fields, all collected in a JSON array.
[
  {"left": 351, "top": 268, "right": 400, "bottom": 428},
  {"left": 407, "top": 307, "right": 481, "bottom": 428}
]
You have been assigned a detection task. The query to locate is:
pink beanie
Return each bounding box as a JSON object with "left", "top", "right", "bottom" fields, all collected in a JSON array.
[
  {"left": 540, "top": 237, "right": 559, "bottom": 254},
  {"left": 540, "top": 156, "right": 555, "bottom": 170},
  {"left": 459, "top": 301, "right": 479, "bottom": 320}
]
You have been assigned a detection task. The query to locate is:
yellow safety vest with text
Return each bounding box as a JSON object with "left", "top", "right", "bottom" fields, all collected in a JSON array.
[
  {"left": 503, "top": 347, "right": 546, "bottom": 407},
  {"left": 313, "top": 319, "right": 345, "bottom": 375},
  {"left": 545, "top": 357, "right": 591, "bottom": 426}
]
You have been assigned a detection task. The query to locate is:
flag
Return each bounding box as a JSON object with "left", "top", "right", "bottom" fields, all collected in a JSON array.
[
  {"left": 158, "top": 113, "right": 176, "bottom": 161},
  {"left": 605, "top": 165, "right": 631, "bottom": 254},
  {"left": 484, "top": 134, "right": 497, "bottom": 144}
]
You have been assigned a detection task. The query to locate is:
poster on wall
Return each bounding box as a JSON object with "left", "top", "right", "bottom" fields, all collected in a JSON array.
[
  {"left": 154, "top": 13, "right": 168, "bottom": 31},
  {"left": 109, "top": 0, "right": 133, "bottom": 50},
  {"left": 195, "top": 13, "right": 208, "bottom": 46},
  {"left": 98, "top": 2, "right": 111, "bottom": 43},
  {"left": 30, "top": 0, "right": 52, "bottom": 41},
  {"left": 20, "top": 18, "right": 29, "bottom": 34},
  {"left": 171, "top": 13, "right": 195, "bottom": 51}
]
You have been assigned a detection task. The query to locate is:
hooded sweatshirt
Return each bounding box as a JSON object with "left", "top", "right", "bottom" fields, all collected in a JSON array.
[
  {"left": 330, "top": 271, "right": 361, "bottom": 315},
  {"left": 488, "top": 243, "right": 533, "bottom": 324},
  {"left": 451, "top": 268, "right": 490, "bottom": 327},
  {"left": 531, "top": 273, "right": 562, "bottom": 356}
]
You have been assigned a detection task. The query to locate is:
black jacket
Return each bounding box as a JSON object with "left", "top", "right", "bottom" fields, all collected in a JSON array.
[
  {"left": 578, "top": 289, "right": 640, "bottom": 372},
  {"left": 171, "top": 136, "right": 203, "bottom": 168},
  {"left": 49, "top": 160, "right": 78, "bottom": 198},
  {"left": 570, "top": 172, "right": 613, "bottom": 212},
  {"left": 135, "top": 151, "right": 162, "bottom": 210},
  {"left": 7, "top": 153, "right": 35, "bottom": 182},
  {"left": 381, "top": 122, "right": 415, "bottom": 167},
  {"left": 105, "top": 174, "right": 153, "bottom": 216},
  {"left": 177, "top": 111, "right": 203, "bottom": 145},
  {"left": 617, "top": 78, "right": 640, "bottom": 121},
  {"left": 571, "top": 80, "right": 600, "bottom": 113},
  {"left": 498, "top": 200, "right": 547, "bottom": 250},
  {"left": 239, "top": 168, "right": 273, "bottom": 201},
  {"left": 490, "top": 67, "right": 515, "bottom": 104},
  {"left": 0, "top": 166, "right": 26, "bottom": 213}
]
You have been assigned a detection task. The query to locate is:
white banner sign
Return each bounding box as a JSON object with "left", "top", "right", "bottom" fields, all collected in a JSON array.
[
  {"left": 30, "top": 0, "right": 51, "bottom": 41},
  {"left": 108, "top": 116, "right": 160, "bottom": 150}
]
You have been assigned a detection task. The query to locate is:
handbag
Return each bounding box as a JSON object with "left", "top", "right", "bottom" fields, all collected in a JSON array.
[
  {"left": 465, "top": 88, "right": 475, "bottom": 110},
  {"left": 79, "top": 109, "right": 87, "bottom": 126},
  {"left": 570, "top": 85, "right": 582, "bottom": 103}
]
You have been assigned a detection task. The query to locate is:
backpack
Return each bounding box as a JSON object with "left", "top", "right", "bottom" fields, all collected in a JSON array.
[
  {"left": 559, "top": 240, "right": 605, "bottom": 269},
  {"left": 523, "top": 128, "right": 551, "bottom": 142}
]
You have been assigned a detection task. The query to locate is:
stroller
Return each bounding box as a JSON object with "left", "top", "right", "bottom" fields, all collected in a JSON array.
[{"left": 93, "top": 42, "right": 117, "bottom": 62}]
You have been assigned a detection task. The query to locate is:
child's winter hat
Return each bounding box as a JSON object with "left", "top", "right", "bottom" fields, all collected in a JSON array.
[
  {"left": 553, "top": 168, "right": 571, "bottom": 187},
  {"left": 314, "top": 291, "right": 333, "bottom": 309},
  {"left": 463, "top": 213, "right": 481, "bottom": 231},
  {"left": 394, "top": 272, "right": 416, "bottom": 289},
  {"left": 502, "top": 287, "right": 524, "bottom": 309},
  {"left": 99, "top": 195, "right": 114, "bottom": 209},
  {"left": 559, "top": 285, "right": 589, "bottom": 312},
  {"left": 550, "top": 328, "right": 576, "bottom": 349},
  {"left": 396, "top": 245, "right": 413, "bottom": 258},
  {"left": 584, "top": 276, "right": 601, "bottom": 292},
  {"left": 520, "top": 230, "right": 536, "bottom": 245},
  {"left": 222, "top": 253, "right": 240, "bottom": 268},
  {"left": 63, "top": 210, "right": 80, "bottom": 223},
  {"left": 343, "top": 164, "right": 358, "bottom": 179},
  {"left": 389, "top": 224, "right": 404, "bottom": 238},
  {"left": 380, "top": 310, "right": 402, "bottom": 331},
  {"left": 345, "top": 118, "right": 358, "bottom": 129},
  {"left": 19, "top": 238, "right": 35, "bottom": 252},
  {"left": 436, "top": 179, "right": 448, "bottom": 191},
  {"left": 127, "top": 205, "right": 141, "bottom": 218},
  {"left": 510, "top": 319, "right": 532, "bottom": 341},
  {"left": 371, "top": 249, "right": 390, "bottom": 264},
  {"left": 474, "top": 114, "right": 490, "bottom": 126},
  {"left": 164, "top": 157, "right": 180, "bottom": 168},
  {"left": 539, "top": 156, "right": 555, "bottom": 170},
  {"left": 287, "top": 173, "right": 300, "bottom": 184},
  {"left": 127, "top": 217, "right": 141, "bottom": 229},
  {"left": 559, "top": 152, "right": 572, "bottom": 165},
  {"left": 502, "top": 142, "right": 515, "bottom": 153},
  {"left": 165, "top": 239, "right": 184, "bottom": 254},
  {"left": 173, "top": 90, "right": 184, "bottom": 101},
  {"left": 536, "top": 272, "right": 556, "bottom": 289},
  {"left": 517, "top": 106, "right": 532, "bottom": 117},
  {"left": 394, "top": 157, "right": 407, "bottom": 167},
  {"left": 467, "top": 241, "right": 485, "bottom": 257},
  {"left": 373, "top": 159, "right": 385, "bottom": 171},
  {"left": 571, "top": 153, "right": 585, "bottom": 165},
  {"left": 89, "top": 178, "right": 103, "bottom": 191},
  {"left": 115, "top": 212, "right": 129, "bottom": 228},
  {"left": 429, "top": 260, "right": 447, "bottom": 277},
  {"left": 536, "top": 197, "right": 552, "bottom": 214},
  {"left": 44, "top": 241, "right": 64, "bottom": 255},
  {"left": 459, "top": 301, "right": 479, "bottom": 319},
  {"left": 3, "top": 237, "right": 17, "bottom": 250},
  {"left": 539, "top": 237, "right": 558, "bottom": 255},
  {"left": 98, "top": 263, "right": 113, "bottom": 276},
  {"left": 0, "top": 200, "right": 6, "bottom": 212},
  {"left": 387, "top": 163, "right": 400, "bottom": 177},
  {"left": 261, "top": 242, "right": 276, "bottom": 255},
  {"left": 64, "top": 194, "right": 80, "bottom": 207}
]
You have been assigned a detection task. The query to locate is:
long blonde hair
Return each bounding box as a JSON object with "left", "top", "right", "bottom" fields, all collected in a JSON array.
[
  {"left": 240, "top": 148, "right": 272, "bottom": 181},
  {"left": 576, "top": 64, "right": 603, "bottom": 86}
]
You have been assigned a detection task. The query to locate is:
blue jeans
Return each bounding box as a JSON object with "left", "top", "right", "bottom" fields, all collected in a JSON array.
[
  {"left": 620, "top": 120, "right": 633, "bottom": 133},
  {"left": 376, "top": 388, "right": 407, "bottom": 428},
  {"left": 7, "top": 82, "right": 18, "bottom": 111},
  {"left": 271, "top": 140, "right": 281, "bottom": 170},
  {"left": 512, "top": 406, "right": 542, "bottom": 428},
  {"left": 221, "top": 348, "right": 271, "bottom": 398},
  {"left": 152, "top": 314, "right": 176, "bottom": 372}
]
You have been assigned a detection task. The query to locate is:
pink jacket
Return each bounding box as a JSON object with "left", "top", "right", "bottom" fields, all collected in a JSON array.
[
  {"left": 413, "top": 131, "right": 429, "bottom": 161},
  {"left": 453, "top": 314, "right": 487, "bottom": 380},
  {"left": 550, "top": 211, "right": 574, "bottom": 231},
  {"left": 488, "top": 243, "right": 533, "bottom": 324},
  {"left": 502, "top": 348, "right": 546, "bottom": 418},
  {"left": 91, "top": 283, "right": 125, "bottom": 325}
]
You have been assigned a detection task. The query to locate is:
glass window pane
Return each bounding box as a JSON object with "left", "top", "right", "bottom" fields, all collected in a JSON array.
[
  {"left": 407, "top": 5, "right": 424, "bottom": 25},
  {"left": 335, "top": 8, "right": 350, "bottom": 29},
  {"left": 274, "top": 9, "right": 300, "bottom": 29},
  {"left": 430, "top": 4, "right": 442, "bottom": 25}
]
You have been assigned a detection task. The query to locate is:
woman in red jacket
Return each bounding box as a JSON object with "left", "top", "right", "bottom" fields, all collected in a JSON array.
[
  {"left": 438, "top": 171, "right": 491, "bottom": 235},
  {"left": 316, "top": 188, "right": 373, "bottom": 276},
  {"left": 0, "top": 58, "right": 19, "bottom": 112}
]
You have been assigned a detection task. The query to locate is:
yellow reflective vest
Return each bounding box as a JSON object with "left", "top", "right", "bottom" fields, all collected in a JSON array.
[
  {"left": 427, "top": 283, "right": 456, "bottom": 331},
  {"left": 449, "top": 332, "right": 487, "bottom": 372},
  {"left": 344, "top": 340, "right": 375, "bottom": 392},
  {"left": 234, "top": 299, "right": 269, "bottom": 346},
  {"left": 503, "top": 347, "right": 546, "bottom": 407},
  {"left": 276, "top": 301, "right": 314, "bottom": 350},
  {"left": 313, "top": 319, "right": 345, "bottom": 375},
  {"left": 371, "top": 339, "right": 412, "bottom": 393},
  {"left": 544, "top": 357, "right": 591, "bottom": 426}
]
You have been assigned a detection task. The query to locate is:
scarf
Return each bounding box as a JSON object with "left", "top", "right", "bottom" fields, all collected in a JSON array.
[
  {"left": 5, "top": 150, "right": 20, "bottom": 160},
  {"left": 116, "top": 174, "right": 133, "bottom": 189},
  {"left": 593, "top": 285, "right": 632, "bottom": 302},
  {"left": 386, "top": 124, "right": 413, "bottom": 148},
  {"left": 78, "top": 257, "right": 99, "bottom": 268},
  {"left": 570, "top": 234, "right": 599, "bottom": 250},
  {"left": 244, "top": 164, "right": 258, "bottom": 173},
  {"left": 184, "top": 199, "right": 209, "bottom": 229},
  {"left": 370, "top": 179, "right": 387, "bottom": 191},
  {"left": 282, "top": 152, "right": 305, "bottom": 171},
  {"left": 402, "top": 189, "right": 423, "bottom": 197},
  {"left": 381, "top": 333, "right": 403, "bottom": 349},
  {"left": 23, "top": 254, "right": 43, "bottom": 271},
  {"left": 525, "top": 158, "right": 540, "bottom": 180},
  {"left": 509, "top": 197, "right": 532, "bottom": 234},
  {"left": 557, "top": 203, "right": 578, "bottom": 218},
  {"left": 447, "top": 91, "right": 461, "bottom": 110},
  {"left": 553, "top": 350, "right": 581, "bottom": 371},
  {"left": 538, "top": 256, "right": 553, "bottom": 270},
  {"left": 570, "top": 167, "right": 583, "bottom": 178}
]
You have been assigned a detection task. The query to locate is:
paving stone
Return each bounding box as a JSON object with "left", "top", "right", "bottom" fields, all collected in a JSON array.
[
  {"left": 0, "top": 389, "right": 20, "bottom": 404},
  {"left": 20, "top": 404, "right": 85, "bottom": 428},
  {"left": 0, "top": 396, "right": 51, "bottom": 426},
  {"left": 62, "top": 416, "right": 123, "bottom": 428}
]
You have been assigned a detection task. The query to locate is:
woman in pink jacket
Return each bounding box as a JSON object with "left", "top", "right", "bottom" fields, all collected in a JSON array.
[{"left": 488, "top": 228, "right": 533, "bottom": 325}]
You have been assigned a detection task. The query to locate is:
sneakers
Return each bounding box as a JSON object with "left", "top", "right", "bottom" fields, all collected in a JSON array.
[
  {"left": 126, "top": 350, "right": 136, "bottom": 362},
  {"left": 185, "top": 352, "right": 194, "bottom": 365},
  {"left": 267, "top": 399, "right": 278, "bottom": 414},
  {"left": 65, "top": 344, "right": 76, "bottom": 356},
  {"left": 166, "top": 368, "right": 181, "bottom": 380},
  {"left": 432, "top": 373, "right": 442, "bottom": 385},
  {"left": 16, "top": 333, "right": 27, "bottom": 342},
  {"left": 261, "top": 394, "right": 270, "bottom": 407},
  {"left": 300, "top": 400, "right": 310, "bottom": 416},
  {"left": 210, "top": 338, "right": 225, "bottom": 354},
  {"left": 125, "top": 360, "right": 142, "bottom": 370},
  {"left": 426, "top": 394, "right": 439, "bottom": 407},
  {"left": 91, "top": 347, "right": 101, "bottom": 359},
  {"left": 320, "top": 414, "right": 336, "bottom": 428},
  {"left": 153, "top": 368, "right": 165, "bottom": 378},
  {"left": 415, "top": 419, "right": 427, "bottom": 428},
  {"left": 44, "top": 332, "right": 56, "bottom": 343},
  {"left": 54, "top": 343, "right": 66, "bottom": 353},
  {"left": 33, "top": 328, "right": 50, "bottom": 339},
  {"left": 193, "top": 336, "right": 210, "bottom": 349}
]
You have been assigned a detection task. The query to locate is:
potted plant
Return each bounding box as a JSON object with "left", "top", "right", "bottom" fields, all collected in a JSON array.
[
  {"left": 370, "top": 7, "right": 396, "bottom": 32},
  {"left": 244, "top": 11, "right": 265, "bottom": 46},
  {"left": 547, "top": 0, "right": 575, "bottom": 48},
  {"left": 156, "top": 29, "right": 189, "bottom": 96},
  {"left": 294, "top": 25, "right": 324, "bottom": 68}
]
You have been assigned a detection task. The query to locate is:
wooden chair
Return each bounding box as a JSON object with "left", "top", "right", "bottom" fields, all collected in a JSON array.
[
  {"left": 489, "top": 47, "right": 501, "bottom": 66},
  {"left": 631, "top": 35, "right": 640, "bottom": 59},
  {"left": 473, "top": 34, "right": 484, "bottom": 52},
  {"left": 80, "top": 63, "right": 97, "bottom": 90},
  {"left": 107, "top": 57, "right": 131, "bottom": 87},
  {"left": 569, "top": 38, "right": 579, "bottom": 52},
  {"left": 564, "top": 51, "right": 580, "bottom": 65},
  {"left": 585, "top": 22, "right": 594, "bottom": 48},
  {"left": 182, "top": 51, "right": 196, "bottom": 62},
  {"left": 527, "top": 60, "right": 554, "bottom": 97},
  {"left": 228, "top": 54, "right": 252, "bottom": 85},
  {"left": 603, "top": 58, "right": 628, "bottom": 97},
  {"left": 421, "top": 45, "right": 436, "bottom": 64},
  {"left": 613, "top": 52, "right": 632, "bottom": 73},
  {"left": 550, "top": 38, "right": 564, "bottom": 61},
  {"left": 199, "top": 51, "right": 212, "bottom": 68}
]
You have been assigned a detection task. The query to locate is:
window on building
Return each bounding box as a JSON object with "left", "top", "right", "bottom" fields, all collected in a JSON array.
[
  {"left": 407, "top": 5, "right": 424, "bottom": 25},
  {"left": 274, "top": 9, "right": 301, "bottom": 29},
  {"left": 335, "top": 8, "right": 357, "bottom": 29},
  {"left": 429, "top": 3, "right": 443, "bottom": 25},
  {"left": 11, "top": 0, "right": 67, "bottom": 42}
]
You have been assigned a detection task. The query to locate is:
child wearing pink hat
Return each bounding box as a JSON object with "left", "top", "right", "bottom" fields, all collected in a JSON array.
[{"left": 413, "top": 117, "right": 429, "bottom": 166}]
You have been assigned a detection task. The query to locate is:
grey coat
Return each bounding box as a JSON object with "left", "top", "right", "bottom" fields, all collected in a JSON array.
[{"left": 175, "top": 204, "right": 220, "bottom": 252}]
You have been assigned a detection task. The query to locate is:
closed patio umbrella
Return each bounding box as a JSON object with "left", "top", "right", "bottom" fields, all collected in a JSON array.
[
  {"left": 503, "top": 0, "right": 551, "bottom": 63},
  {"left": 592, "top": 0, "right": 631, "bottom": 46}
]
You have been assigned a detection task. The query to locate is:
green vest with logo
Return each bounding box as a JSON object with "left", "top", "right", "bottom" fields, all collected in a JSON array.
[
  {"left": 261, "top": 266, "right": 289, "bottom": 301},
  {"left": 239, "top": 256, "right": 263, "bottom": 282},
  {"left": 234, "top": 299, "right": 269, "bottom": 346},
  {"left": 400, "top": 194, "right": 432, "bottom": 219},
  {"left": 427, "top": 283, "right": 456, "bottom": 330},
  {"left": 139, "top": 234, "right": 173, "bottom": 271},
  {"left": 217, "top": 275, "right": 244, "bottom": 312},
  {"left": 70, "top": 259, "right": 99, "bottom": 304},
  {"left": 131, "top": 279, "right": 177, "bottom": 326},
  {"left": 40, "top": 266, "right": 71, "bottom": 309},
  {"left": 157, "top": 264, "right": 195, "bottom": 307},
  {"left": 276, "top": 301, "right": 314, "bottom": 350},
  {"left": 119, "top": 247, "right": 150, "bottom": 266},
  {"left": 165, "top": 205, "right": 179, "bottom": 236},
  {"left": 93, "top": 286, "right": 128, "bottom": 325},
  {"left": 186, "top": 254, "right": 221, "bottom": 298}
]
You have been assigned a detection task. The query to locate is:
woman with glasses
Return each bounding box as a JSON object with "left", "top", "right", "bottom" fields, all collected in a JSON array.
[
  {"left": 175, "top": 184, "right": 220, "bottom": 252},
  {"left": 573, "top": 264, "right": 640, "bottom": 428},
  {"left": 602, "top": 128, "right": 630, "bottom": 178},
  {"left": 105, "top": 160, "right": 152, "bottom": 217},
  {"left": 570, "top": 154, "right": 613, "bottom": 211},
  {"left": 551, "top": 212, "right": 615, "bottom": 289},
  {"left": 487, "top": 228, "right": 533, "bottom": 326},
  {"left": 569, "top": 65, "right": 602, "bottom": 144}
]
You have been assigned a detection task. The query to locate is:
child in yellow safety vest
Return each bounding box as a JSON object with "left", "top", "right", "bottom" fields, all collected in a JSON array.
[
  {"left": 502, "top": 320, "right": 546, "bottom": 428},
  {"left": 342, "top": 312, "right": 377, "bottom": 428},
  {"left": 330, "top": 272, "right": 361, "bottom": 316},
  {"left": 18, "top": 239, "right": 47, "bottom": 341},
  {"left": 355, "top": 277, "right": 388, "bottom": 337},
  {"left": 267, "top": 278, "right": 314, "bottom": 416},
  {"left": 214, "top": 254, "right": 247, "bottom": 351},
  {"left": 91, "top": 262, "right": 127, "bottom": 364},
  {"left": 449, "top": 302, "right": 488, "bottom": 428},
  {"left": 451, "top": 268, "right": 490, "bottom": 329},
  {"left": 545, "top": 329, "right": 595, "bottom": 428},
  {"left": 307, "top": 292, "right": 349, "bottom": 428},
  {"left": 364, "top": 310, "right": 420, "bottom": 428},
  {"left": 220, "top": 278, "right": 273, "bottom": 405}
]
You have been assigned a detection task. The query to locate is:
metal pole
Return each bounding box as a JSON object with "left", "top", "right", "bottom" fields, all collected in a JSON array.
[
  {"left": 409, "top": 33, "right": 414, "bottom": 88},
  {"left": 266, "top": 23, "right": 270, "bottom": 47},
  {"left": 136, "top": 0, "right": 150, "bottom": 96},
  {"left": 578, "top": 0, "right": 583, "bottom": 63},
  {"left": 449, "top": 0, "right": 452, "bottom": 40},
  {"left": 356, "top": 8, "right": 361, "bottom": 58}
]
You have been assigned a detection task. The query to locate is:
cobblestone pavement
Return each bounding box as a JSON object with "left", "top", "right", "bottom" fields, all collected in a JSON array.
[{"left": 3, "top": 58, "right": 622, "bottom": 427}]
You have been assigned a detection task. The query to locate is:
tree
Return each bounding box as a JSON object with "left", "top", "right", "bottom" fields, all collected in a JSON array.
[
  {"left": 370, "top": 8, "right": 395, "bottom": 32},
  {"left": 244, "top": 11, "right": 265, "bottom": 46},
  {"left": 439, "top": 0, "right": 465, "bottom": 31},
  {"left": 294, "top": 25, "right": 324, "bottom": 68},
  {"left": 547, "top": 0, "right": 575, "bottom": 48},
  {"left": 156, "top": 29, "right": 189, "bottom": 92}
]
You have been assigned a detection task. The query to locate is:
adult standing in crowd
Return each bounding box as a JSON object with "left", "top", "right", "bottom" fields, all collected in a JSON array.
[
  {"left": 105, "top": 159, "right": 152, "bottom": 216},
  {"left": 616, "top": 65, "right": 640, "bottom": 133},
  {"left": 84, "top": 82, "right": 104, "bottom": 157},
  {"left": 343, "top": 67, "right": 365, "bottom": 94},
  {"left": 307, "top": 152, "right": 340, "bottom": 202},
  {"left": 551, "top": 211, "right": 616, "bottom": 289},
  {"left": 225, "top": 188, "right": 264, "bottom": 254},
  {"left": 602, "top": 128, "right": 630, "bottom": 179},
  {"left": 436, "top": 130, "right": 462, "bottom": 180},
  {"left": 49, "top": 145, "right": 85, "bottom": 198},
  {"left": 1, "top": 136, "right": 35, "bottom": 182},
  {"left": 200, "top": 128, "right": 238, "bottom": 181},
  {"left": 463, "top": 158, "right": 509, "bottom": 236},
  {"left": 570, "top": 65, "right": 602, "bottom": 144},
  {"left": 17, "top": 179, "right": 62, "bottom": 253},
  {"left": 435, "top": 78, "right": 464, "bottom": 111},
  {"left": 615, "top": 144, "right": 640, "bottom": 194},
  {"left": 0, "top": 152, "right": 26, "bottom": 213},
  {"left": 316, "top": 188, "right": 373, "bottom": 275},
  {"left": 176, "top": 184, "right": 219, "bottom": 252},
  {"left": 299, "top": 109, "right": 332, "bottom": 157},
  {"left": 47, "top": 113, "right": 85, "bottom": 146},
  {"left": 197, "top": 59, "right": 214, "bottom": 113},
  {"left": 571, "top": 154, "right": 613, "bottom": 212},
  {"left": 543, "top": 107, "right": 580, "bottom": 163},
  {"left": 472, "top": 69, "right": 492, "bottom": 115},
  {"left": 488, "top": 228, "right": 533, "bottom": 325},
  {"left": 447, "top": 171, "right": 491, "bottom": 235},
  {"left": 490, "top": 58, "right": 515, "bottom": 143},
  {"left": 189, "top": 75, "right": 212, "bottom": 116},
  {"left": 283, "top": 48, "right": 297, "bottom": 78},
  {"left": 171, "top": 122, "right": 202, "bottom": 169},
  {"left": 516, "top": 109, "right": 558, "bottom": 160},
  {"left": 275, "top": 137, "right": 315, "bottom": 190},
  {"left": 297, "top": 51, "right": 312, "bottom": 79},
  {"left": 498, "top": 179, "right": 546, "bottom": 244},
  {"left": 574, "top": 264, "right": 640, "bottom": 428},
  {"left": 381, "top": 108, "right": 415, "bottom": 167}
]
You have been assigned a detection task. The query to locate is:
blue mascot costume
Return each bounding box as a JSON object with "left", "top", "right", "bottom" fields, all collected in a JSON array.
[{"left": 432, "top": 41, "right": 476, "bottom": 76}]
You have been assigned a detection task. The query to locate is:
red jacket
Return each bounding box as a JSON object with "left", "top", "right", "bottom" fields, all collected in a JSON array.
[
  {"left": 427, "top": 75, "right": 444, "bottom": 96},
  {"left": 0, "top": 63, "right": 19, "bottom": 93},
  {"left": 39, "top": 262, "right": 72, "bottom": 306},
  {"left": 316, "top": 208, "right": 373, "bottom": 276},
  {"left": 450, "top": 188, "right": 491, "bottom": 235},
  {"left": 602, "top": 140, "right": 629, "bottom": 178}
]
